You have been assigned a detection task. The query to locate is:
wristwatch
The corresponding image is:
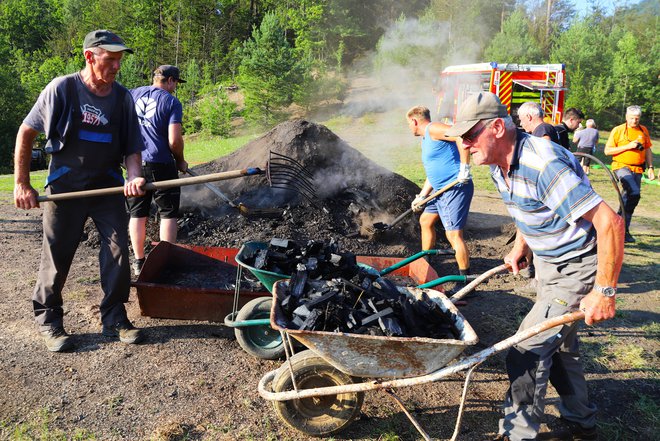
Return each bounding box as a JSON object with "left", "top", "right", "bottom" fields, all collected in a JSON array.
[{"left": 593, "top": 284, "right": 617, "bottom": 297}]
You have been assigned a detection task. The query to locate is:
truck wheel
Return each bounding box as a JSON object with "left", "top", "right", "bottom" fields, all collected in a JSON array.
[
  {"left": 272, "top": 350, "right": 364, "bottom": 436},
  {"left": 234, "top": 297, "right": 284, "bottom": 360}
]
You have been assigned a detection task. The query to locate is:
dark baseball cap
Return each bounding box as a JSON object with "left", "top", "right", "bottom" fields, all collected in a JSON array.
[
  {"left": 83, "top": 29, "right": 133, "bottom": 54},
  {"left": 154, "top": 65, "right": 186, "bottom": 83},
  {"left": 445, "top": 92, "right": 509, "bottom": 137}
]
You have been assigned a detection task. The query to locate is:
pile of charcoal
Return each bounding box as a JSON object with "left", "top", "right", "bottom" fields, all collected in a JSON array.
[
  {"left": 241, "top": 237, "right": 359, "bottom": 279},
  {"left": 280, "top": 273, "right": 460, "bottom": 340}
]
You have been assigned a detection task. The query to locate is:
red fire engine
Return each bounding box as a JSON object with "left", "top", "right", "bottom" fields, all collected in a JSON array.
[{"left": 435, "top": 62, "right": 567, "bottom": 125}]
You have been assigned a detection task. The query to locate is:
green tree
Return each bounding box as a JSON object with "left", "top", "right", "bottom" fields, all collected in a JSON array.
[
  {"left": 484, "top": 9, "right": 543, "bottom": 63},
  {"left": 237, "top": 12, "right": 304, "bottom": 124},
  {"left": 550, "top": 15, "right": 611, "bottom": 119},
  {"left": 197, "top": 87, "right": 237, "bottom": 136},
  {"left": 610, "top": 31, "right": 653, "bottom": 118}
]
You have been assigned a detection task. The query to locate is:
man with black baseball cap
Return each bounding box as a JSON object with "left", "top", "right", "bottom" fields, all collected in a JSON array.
[
  {"left": 127, "top": 65, "right": 188, "bottom": 276},
  {"left": 13, "top": 29, "right": 146, "bottom": 352},
  {"left": 449, "top": 93, "right": 624, "bottom": 441},
  {"left": 83, "top": 29, "right": 134, "bottom": 54}
]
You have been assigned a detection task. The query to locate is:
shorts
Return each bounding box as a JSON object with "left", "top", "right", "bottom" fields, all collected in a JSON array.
[
  {"left": 576, "top": 146, "right": 594, "bottom": 166},
  {"left": 127, "top": 161, "right": 180, "bottom": 219},
  {"left": 423, "top": 181, "right": 473, "bottom": 231}
]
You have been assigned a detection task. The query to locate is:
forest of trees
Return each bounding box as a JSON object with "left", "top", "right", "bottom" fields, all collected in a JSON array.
[{"left": 0, "top": 0, "right": 658, "bottom": 170}]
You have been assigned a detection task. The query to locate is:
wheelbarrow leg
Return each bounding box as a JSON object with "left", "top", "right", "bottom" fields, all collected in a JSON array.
[
  {"left": 449, "top": 361, "right": 484, "bottom": 441},
  {"left": 383, "top": 388, "right": 432, "bottom": 441}
]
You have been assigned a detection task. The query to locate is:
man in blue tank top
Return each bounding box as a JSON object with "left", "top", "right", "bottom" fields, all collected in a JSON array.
[
  {"left": 127, "top": 65, "right": 187, "bottom": 276},
  {"left": 406, "top": 106, "right": 474, "bottom": 276}
]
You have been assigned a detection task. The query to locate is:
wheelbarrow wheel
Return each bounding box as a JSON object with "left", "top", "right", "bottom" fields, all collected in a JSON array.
[
  {"left": 234, "top": 297, "right": 284, "bottom": 360},
  {"left": 272, "top": 350, "right": 364, "bottom": 436}
]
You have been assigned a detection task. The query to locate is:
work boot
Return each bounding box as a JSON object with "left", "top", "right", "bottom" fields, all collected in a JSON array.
[
  {"left": 538, "top": 418, "right": 598, "bottom": 441},
  {"left": 132, "top": 258, "right": 145, "bottom": 277},
  {"left": 514, "top": 278, "right": 538, "bottom": 295},
  {"left": 624, "top": 232, "right": 636, "bottom": 243},
  {"left": 40, "top": 327, "right": 73, "bottom": 352},
  {"left": 102, "top": 320, "right": 144, "bottom": 344}
]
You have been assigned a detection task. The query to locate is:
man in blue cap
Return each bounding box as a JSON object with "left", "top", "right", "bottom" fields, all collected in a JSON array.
[{"left": 13, "top": 30, "right": 146, "bottom": 352}]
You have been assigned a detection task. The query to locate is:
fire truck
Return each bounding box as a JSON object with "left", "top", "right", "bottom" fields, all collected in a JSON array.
[{"left": 435, "top": 62, "right": 567, "bottom": 125}]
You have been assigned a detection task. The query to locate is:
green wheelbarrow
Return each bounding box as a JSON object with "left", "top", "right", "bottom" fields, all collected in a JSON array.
[{"left": 225, "top": 241, "right": 468, "bottom": 360}]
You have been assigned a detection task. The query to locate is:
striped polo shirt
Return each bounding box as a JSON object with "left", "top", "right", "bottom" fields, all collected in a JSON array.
[{"left": 490, "top": 132, "right": 603, "bottom": 263}]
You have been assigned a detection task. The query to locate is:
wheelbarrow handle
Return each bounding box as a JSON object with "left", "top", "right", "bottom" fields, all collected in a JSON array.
[
  {"left": 449, "top": 263, "right": 511, "bottom": 304},
  {"left": 36, "top": 167, "right": 264, "bottom": 202},
  {"left": 258, "top": 310, "right": 585, "bottom": 402}
]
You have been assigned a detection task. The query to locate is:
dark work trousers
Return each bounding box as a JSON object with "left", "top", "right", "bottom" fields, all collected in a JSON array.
[
  {"left": 498, "top": 251, "right": 598, "bottom": 441},
  {"left": 33, "top": 193, "right": 131, "bottom": 332},
  {"left": 614, "top": 167, "right": 642, "bottom": 232}
]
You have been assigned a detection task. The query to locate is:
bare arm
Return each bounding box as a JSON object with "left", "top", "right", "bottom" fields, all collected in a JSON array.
[
  {"left": 578, "top": 201, "right": 625, "bottom": 325},
  {"left": 428, "top": 122, "right": 460, "bottom": 142},
  {"left": 645, "top": 147, "right": 655, "bottom": 180},
  {"left": 124, "top": 152, "right": 146, "bottom": 197},
  {"left": 14, "top": 124, "right": 40, "bottom": 210},
  {"left": 604, "top": 130, "right": 638, "bottom": 156},
  {"left": 503, "top": 230, "right": 531, "bottom": 275},
  {"left": 168, "top": 123, "right": 187, "bottom": 172}
]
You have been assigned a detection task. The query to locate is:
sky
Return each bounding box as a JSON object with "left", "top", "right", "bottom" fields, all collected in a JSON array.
[{"left": 572, "top": 0, "right": 644, "bottom": 16}]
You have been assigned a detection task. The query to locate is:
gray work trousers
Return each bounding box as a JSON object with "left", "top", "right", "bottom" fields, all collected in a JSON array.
[
  {"left": 498, "top": 251, "right": 598, "bottom": 441},
  {"left": 33, "top": 194, "right": 131, "bottom": 332}
]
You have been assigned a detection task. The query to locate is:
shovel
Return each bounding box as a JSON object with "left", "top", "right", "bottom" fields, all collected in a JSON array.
[
  {"left": 36, "top": 167, "right": 265, "bottom": 202},
  {"left": 185, "top": 169, "right": 283, "bottom": 218},
  {"left": 371, "top": 179, "right": 460, "bottom": 232}
]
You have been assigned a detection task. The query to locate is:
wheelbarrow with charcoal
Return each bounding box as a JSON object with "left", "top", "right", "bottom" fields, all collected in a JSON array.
[
  {"left": 257, "top": 265, "right": 586, "bottom": 440},
  {"left": 227, "top": 238, "right": 474, "bottom": 360}
]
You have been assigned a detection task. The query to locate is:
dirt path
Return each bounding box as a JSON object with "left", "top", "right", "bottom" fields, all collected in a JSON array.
[{"left": 0, "top": 184, "right": 657, "bottom": 440}]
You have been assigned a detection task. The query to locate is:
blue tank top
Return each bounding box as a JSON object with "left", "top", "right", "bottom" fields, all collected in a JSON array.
[{"left": 421, "top": 123, "right": 460, "bottom": 190}]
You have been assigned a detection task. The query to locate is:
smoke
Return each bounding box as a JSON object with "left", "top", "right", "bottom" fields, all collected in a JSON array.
[{"left": 332, "top": 17, "right": 483, "bottom": 171}]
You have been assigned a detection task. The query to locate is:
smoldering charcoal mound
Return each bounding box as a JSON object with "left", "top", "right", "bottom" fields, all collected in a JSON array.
[{"left": 176, "top": 119, "right": 425, "bottom": 256}]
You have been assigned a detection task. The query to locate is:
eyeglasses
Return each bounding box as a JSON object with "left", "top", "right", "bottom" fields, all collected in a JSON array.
[{"left": 462, "top": 120, "right": 494, "bottom": 143}]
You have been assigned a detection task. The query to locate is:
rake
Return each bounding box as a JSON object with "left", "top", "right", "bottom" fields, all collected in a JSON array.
[{"left": 266, "top": 151, "right": 318, "bottom": 206}]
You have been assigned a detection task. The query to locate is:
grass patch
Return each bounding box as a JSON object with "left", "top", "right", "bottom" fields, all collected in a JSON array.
[
  {"left": 184, "top": 133, "right": 260, "bottom": 165},
  {"left": 635, "top": 393, "right": 659, "bottom": 428},
  {"left": 641, "top": 322, "right": 660, "bottom": 336},
  {"left": 0, "top": 408, "right": 97, "bottom": 440},
  {"left": 609, "top": 345, "right": 647, "bottom": 369}
]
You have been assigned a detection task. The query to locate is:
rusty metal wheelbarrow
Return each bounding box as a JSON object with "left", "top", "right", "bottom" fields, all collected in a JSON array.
[
  {"left": 225, "top": 241, "right": 459, "bottom": 360},
  {"left": 258, "top": 265, "right": 586, "bottom": 440}
]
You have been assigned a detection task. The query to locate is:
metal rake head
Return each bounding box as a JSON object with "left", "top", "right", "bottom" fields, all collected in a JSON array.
[{"left": 267, "top": 151, "right": 318, "bottom": 205}]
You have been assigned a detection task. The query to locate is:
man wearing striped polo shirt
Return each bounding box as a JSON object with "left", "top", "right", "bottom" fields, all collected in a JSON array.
[{"left": 446, "top": 92, "right": 624, "bottom": 441}]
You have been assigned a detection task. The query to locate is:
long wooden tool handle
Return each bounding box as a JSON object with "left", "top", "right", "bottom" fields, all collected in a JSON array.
[
  {"left": 36, "top": 167, "right": 263, "bottom": 202},
  {"left": 419, "top": 179, "right": 460, "bottom": 207},
  {"left": 388, "top": 179, "right": 461, "bottom": 229},
  {"left": 450, "top": 263, "right": 511, "bottom": 303}
]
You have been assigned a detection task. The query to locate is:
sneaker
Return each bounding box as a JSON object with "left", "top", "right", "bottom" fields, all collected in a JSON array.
[
  {"left": 102, "top": 321, "right": 144, "bottom": 344},
  {"left": 132, "top": 258, "right": 145, "bottom": 276},
  {"left": 40, "top": 327, "right": 73, "bottom": 352},
  {"left": 514, "top": 278, "right": 538, "bottom": 295},
  {"left": 624, "top": 232, "right": 636, "bottom": 243}
]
